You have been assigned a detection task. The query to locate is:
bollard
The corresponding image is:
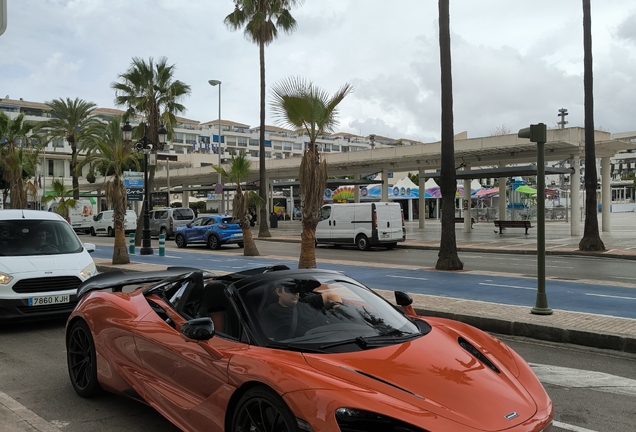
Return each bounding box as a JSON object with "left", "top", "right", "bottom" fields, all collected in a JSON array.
[
  {"left": 129, "top": 233, "right": 135, "bottom": 254},
  {"left": 158, "top": 233, "right": 165, "bottom": 257}
]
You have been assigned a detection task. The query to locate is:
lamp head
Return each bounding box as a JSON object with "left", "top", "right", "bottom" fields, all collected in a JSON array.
[
  {"left": 157, "top": 124, "right": 168, "bottom": 145},
  {"left": 208, "top": 79, "right": 221, "bottom": 86},
  {"left": 122, "top": 121, "right": 133, "bottom": 142}
]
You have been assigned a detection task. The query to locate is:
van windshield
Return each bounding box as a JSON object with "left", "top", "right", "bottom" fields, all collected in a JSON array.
[{"left": 0, "top": 220, "right": 84, "bottom": 256}]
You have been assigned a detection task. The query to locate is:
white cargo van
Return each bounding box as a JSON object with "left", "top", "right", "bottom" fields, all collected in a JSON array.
[
  {"left": 316, "top": 202, "right": 405, "bottom": 250},
  {"left": 46, "top": 198, "right": 95, "bottom": 234},
  {"left": 90, "top": 210, "right": 137, "bottom": 237}
]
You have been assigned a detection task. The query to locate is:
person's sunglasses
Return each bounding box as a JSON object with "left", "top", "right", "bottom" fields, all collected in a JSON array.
[{"left": 281, "top": 286, "right": 299, "bottom": 294}]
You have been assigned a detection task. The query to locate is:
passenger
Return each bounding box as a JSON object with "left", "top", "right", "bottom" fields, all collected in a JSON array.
[{"left": 260, "top": 282, "right": 341, "bottom": 341}]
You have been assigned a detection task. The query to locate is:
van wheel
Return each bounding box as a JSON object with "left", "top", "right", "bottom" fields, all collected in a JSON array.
[
  {"left": 386, "top": 242, "right": 397, "bottom": 250},
  {"left": 107, "top": 227, "right": 114, "bottom": 237},
  {"left": 90, "top": 227, "right": 96, "bottom": 237},
  {"left": 356, "top": 234, "right": 370, "bottom": 251},
  {"left": 160, "top": 227, "right": 168, "bottom": 239}
]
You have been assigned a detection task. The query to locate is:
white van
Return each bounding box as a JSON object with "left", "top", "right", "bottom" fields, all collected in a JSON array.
[
  {"left": 46, "top": 198, "right": 95, "bottom": 234},
  {"left": 90, "top": 210, "right": 137, "bottom": 237},
  {"left": 316, "top": 202, "right": 405, "bottom": 250},
  {"left": 0, "top": 210, "right": 97, "bottom": 321}
]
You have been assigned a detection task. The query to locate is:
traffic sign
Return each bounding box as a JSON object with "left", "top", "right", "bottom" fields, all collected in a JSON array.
[{"left": 214, "top": 183, "right": 223, "bottom": 194}]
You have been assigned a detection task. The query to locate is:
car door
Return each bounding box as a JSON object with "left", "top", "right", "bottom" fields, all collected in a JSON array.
[
  {"left": 185, "top": 217, "right": 210, "bottom": 244},
  {"left": 133, "top": 284, "right": 245, "bottom": 431}
]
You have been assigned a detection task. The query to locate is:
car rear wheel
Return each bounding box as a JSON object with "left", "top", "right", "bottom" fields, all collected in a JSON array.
[
  {"left": 231, "top": 386, "right": 299, "bottom": 432},
  {"left": 90, "top": 227, "right": 96, "bottom": 237},
  {"left": 67, "top": 320, "right": 102, "bottom": 398},
  {"left": 175, "top": 234, "right": 187, "bottom": 248},
  {"left": 160, "top": 227, "right": 168, "bottom": 239},
  {"left": 207, "top": 235, "right": 221, "bottom": 250},
  {"left": 107, "top": 226, "right": 114, "bottom": 237},
  {"left": 356, "top": 234, "right": 370, "bottom": 251},
  {"left": 237, "top": 242, "right": 244, "bottom": 248}
]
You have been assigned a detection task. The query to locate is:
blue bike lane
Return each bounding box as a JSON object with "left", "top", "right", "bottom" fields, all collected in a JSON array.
[{"left": 92, "top": 247, "right": 636, "bottom": 320}]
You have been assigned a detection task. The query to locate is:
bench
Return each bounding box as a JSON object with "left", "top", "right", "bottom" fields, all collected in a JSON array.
[
  {"left": 455, "top": 217, "right": 475, "bottom": 229},
  {"left": 493, "top": 220, "right": 533, "bottom": 235}
]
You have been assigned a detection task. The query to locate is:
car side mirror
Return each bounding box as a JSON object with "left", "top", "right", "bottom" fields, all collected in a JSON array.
[
  {"left": 180, "top": 317, "right": 215, "bottom": 341},
  {"left": 93, "top": 216, "right": 97, "bottom": 221},
  {"left": 395, "top": 291, "right": 413, "bottom": 306},
  {"left": 186, "top": 223, "right": 191, "bottom": 228}
]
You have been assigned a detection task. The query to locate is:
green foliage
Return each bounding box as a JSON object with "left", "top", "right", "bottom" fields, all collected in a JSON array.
[
  {"left": 407, "top": 172, "right": 422, "bottom": 185},
  {"left": 189, "top": 201, "right": 207, "bottom": 213},
  {"left": 41, "top": 179, "right": 77, "bottom": 219}
]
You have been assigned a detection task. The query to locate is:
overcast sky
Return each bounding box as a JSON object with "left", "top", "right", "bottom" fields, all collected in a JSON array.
[{"left": 2, "top": 0, "right": 635, "bottom": 143}]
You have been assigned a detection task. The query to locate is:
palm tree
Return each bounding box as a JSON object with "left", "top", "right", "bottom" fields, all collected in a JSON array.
[
  {"left": 43, "top": 98, "right": 102, "bottom": 200},
  {"left": 112, "top": 56, "right": 191, "bottom": 246},
  {"left": 436, "top": 0, "right": 463, "bottom": 270},
  {"left": 0, "top": 112, "right": 39, "bottom": 209},
  {"left": 579, "top": 0, "right": 605, "bottom": 251},
  {"left": 270, "top": 76, "right": 352, "bottom": 269},
  {"left": 41, "top": 179, "right": 78, "bottom": 221},
  {"left": 79, "top": 118, "right": 140, "bottom": 264},
  {"left": 214, "top": 153, "right": 263, "bottom": 256},
  {"left": 224, "top": 0, "right": 302, "bottom": 239}
]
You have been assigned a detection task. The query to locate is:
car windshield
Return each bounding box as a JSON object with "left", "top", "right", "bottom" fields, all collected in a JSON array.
[
  {"left": 0, "top": 219, "right": 84, "bottom": 256},
  {"left": 238, "top": 273, "right": 423, "bottom": 351}
]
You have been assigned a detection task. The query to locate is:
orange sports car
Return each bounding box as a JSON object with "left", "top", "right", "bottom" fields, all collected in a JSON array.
[{"left": 66, "top": 266, "right": 553, "bottom": 432}]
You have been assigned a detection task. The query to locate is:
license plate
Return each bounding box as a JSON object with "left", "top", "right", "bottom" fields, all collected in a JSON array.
[
  {"left": 233, "top": 233, "right": 243, "bottom": 238},
  {"left": 28, "top": 295, "right": 70, "bottom": 306}
]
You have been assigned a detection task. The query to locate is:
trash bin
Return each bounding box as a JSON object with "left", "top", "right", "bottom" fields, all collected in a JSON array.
[{"left": 270, "top": 212, "right": 278, "bottom": 228}]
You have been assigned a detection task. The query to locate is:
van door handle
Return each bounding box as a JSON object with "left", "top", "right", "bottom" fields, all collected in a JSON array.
[
  {"left": 387, "top": 222, "right": 390, "bottom": 227},
  {"left": 333, "top": 221, "right": 336, "bottom": 226}
]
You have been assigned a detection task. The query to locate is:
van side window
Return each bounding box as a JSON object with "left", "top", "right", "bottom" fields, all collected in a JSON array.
[{"left": 319, "top": 206, "right": 331, "bottom": 221}]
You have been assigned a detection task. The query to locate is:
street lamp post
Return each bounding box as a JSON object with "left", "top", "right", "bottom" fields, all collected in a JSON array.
[
  {"left": 208, "top": 79, "right": 223, "bottom": 214},
  {"left": 122, "top": 121, "right": 167, "bottom": 255}
]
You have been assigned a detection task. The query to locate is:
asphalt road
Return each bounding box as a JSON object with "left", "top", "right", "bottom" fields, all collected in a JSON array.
[
  {"left": 86, "top": 237, "right": 636, "bottom": 319},
  {"left": 1, "top": 319, "right": 634, "bottom": 432}
]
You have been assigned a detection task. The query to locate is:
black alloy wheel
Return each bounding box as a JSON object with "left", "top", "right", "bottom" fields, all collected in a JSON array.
[
  {"left": 67, "top": 320, "right": 102, "bottom": 397},
  {"left": 208, "top": 235, "right": 221, "bottom": 250},
  {"left": 231, "top": 386, "right": 299, "bottom": 432},
  {"left": 175, "top": 234, "right": 187, "bottom": 248}
]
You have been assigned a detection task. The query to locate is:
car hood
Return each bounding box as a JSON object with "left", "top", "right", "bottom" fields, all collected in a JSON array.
[
  {"left": 0, "top": 254, "right": 91, "bottom": 276},
  {"left": 303, "top": 326, "right": 537, "bottom": 431}
]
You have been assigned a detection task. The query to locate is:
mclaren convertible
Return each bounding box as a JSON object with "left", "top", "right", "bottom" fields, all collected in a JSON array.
[{"left": 66, "top": 265, "right": 553, "bottom": 432}]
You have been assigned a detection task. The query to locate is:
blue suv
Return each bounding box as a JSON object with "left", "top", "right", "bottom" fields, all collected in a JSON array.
[{"left": 174, "top": 215, "right": 243, "bottom": 250}]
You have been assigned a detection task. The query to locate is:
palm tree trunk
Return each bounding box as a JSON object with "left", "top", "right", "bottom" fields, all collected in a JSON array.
[
  {"left": 436, "top": 0, "right": 463, "bottom": 271},
  {"left": 112, "top": 222, "right": 130, "bottom": 264},
  {"left": 71, "top": 144, "right": 80, "bottom": 200},
  {"left": 258, "top": 40, "right": 271, "bottom": 238},
  {"left": 579, "top": 0, "right": 605, "bottom": 251},
  {"left": 240, "top": 218, "right": 260, "bottom": 256},
  {"left": 298, "top": 218, "right": 317, "bottom": 269}
]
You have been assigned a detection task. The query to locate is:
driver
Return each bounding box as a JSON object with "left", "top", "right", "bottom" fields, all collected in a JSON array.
[
  {"left": 25, "top": 229, "right": 49, "bottom": 250},
  {"left": 260, "top": 282, "right": 341, "bottom": 341}
]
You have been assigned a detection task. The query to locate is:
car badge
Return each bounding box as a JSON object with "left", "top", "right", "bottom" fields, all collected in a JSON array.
[
  {"left": 45, "top": 271, "right": 53, "bottom": 274},
  {"left": 505, "top": 412, "right": 519, "bottom": 421}
]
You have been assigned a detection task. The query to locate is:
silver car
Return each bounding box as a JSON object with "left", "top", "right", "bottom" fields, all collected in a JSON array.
[{"left": 148, "top": 207, "right": 196, "bottom": 239}]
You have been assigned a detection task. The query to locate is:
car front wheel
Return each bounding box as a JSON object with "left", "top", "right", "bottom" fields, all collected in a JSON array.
[
  {"left": 67, "top": 320, "right": 102, "bottom": 398},
  {"left": 207, "top": 235, "right": 221, "bottom": 250},
  {"left": 175, "top": 234, "right": 187, "bottom": 248},
  {"left": 231, "top": 386, "right": 299, "bottom": 432},
  {"left": 356, "top": 234, "right": 370, "bottom": 251},
  {"left": 90, "top": 227, "right": 96, "bottom": 237}
]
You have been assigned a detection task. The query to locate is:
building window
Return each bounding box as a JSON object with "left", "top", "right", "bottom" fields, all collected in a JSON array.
[
  {"left": 238, "top": 138, "right": 247, "bottom": 147},
  {"left": 249, "top": 139, "right": 259, "bottom": 147},
  {"left": 293, "top": 143, "right": 302, "bottom": 150},
  {"left": 332, "top": 144, "right": 339, "bottom": 152}
]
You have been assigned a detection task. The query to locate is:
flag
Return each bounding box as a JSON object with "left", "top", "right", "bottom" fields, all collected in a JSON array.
[{"left": 38, "top": 174, "right": 42, "bottom": 188}]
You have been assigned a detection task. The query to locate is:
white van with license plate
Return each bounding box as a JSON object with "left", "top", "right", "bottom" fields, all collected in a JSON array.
[
  {"left": 0, "top": 210, "right": 98, "bottom": 321},
  {"left": 316, "top": 202, "right": 405, "bottom": 250}
]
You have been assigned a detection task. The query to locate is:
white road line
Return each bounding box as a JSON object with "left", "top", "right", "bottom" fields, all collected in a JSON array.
[
  {"left": 387, "top": 275, "right": 428, "bottom": 281},
  {"left": 553, "top": 421, "right": 599, "bottom": 432},
  {"left": 0, "top": 390, "right": 61, "bottom": 431},
  {"left": 479, "top": 282, "right": 535, "bottom": 290},
  {"left": 529, "top": 363, "right": 636, "bottom": 397},
  {"left": 585, "top": 293, "right": 636, "bottom": 301},
  {"left": 546, "top": 265, "right": 573, "bottom": 269}
]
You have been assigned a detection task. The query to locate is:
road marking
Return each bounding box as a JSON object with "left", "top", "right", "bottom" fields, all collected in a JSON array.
[
  {"left": 387, "top": 275, "right": 428, "bottom": 281},
  {"left": 585, "top": 293, "right": 636, "bottom": 301},
  {"left": 0, "top": 390, "right": 62, "bottom": 431},
  {"left": 553, "top": 421, "right": 599, "bottom": 432},
  {"left": 479, "top": 282, "right": 535, "bottom": 290},
  {"left": 530, "top": 363, "right": 636, "bottom": 397}
]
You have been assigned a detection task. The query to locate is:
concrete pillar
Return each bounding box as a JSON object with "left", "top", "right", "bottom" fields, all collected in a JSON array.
[
  {"left": 382, "top": 169, "right": 389, "bottom": 202},
  {"left": 601, "top": 156, "right": 611, "bottom": 232},
  {"left": 418, "top": 169, "right": 425, "bottom": 228},
  {"left": 571, "top": 156, "right": 581, "bottom": 236},
  {"left": 499, "top": 171, "right": 507, "bottom": 221},
  {"left": 354, "top": 174, "right": 360, "bottom": 203},
  {"left": 463, "top": 164, "right": 471, "bottom": 233},
  {"left": 269, "top": 182, "right": 274, "bottom": 216},
  {"left": 408, "top": 198, "right": 413, "bottom": 221},
  {"left": 182, "top": 191, "right": 189, "bottom": 208}
]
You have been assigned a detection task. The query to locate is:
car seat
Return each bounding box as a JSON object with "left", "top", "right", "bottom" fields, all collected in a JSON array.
[{"left": 196, "top": 281, "right": 239, "bottom": 338}]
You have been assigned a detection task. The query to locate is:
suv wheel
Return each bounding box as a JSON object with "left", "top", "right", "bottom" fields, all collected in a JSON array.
[
  {"left": 207, "top": 235, "right": 221, "bottom": 250},
  {"left": 175, "top": 234, "right": 187, "bottom": 248}
]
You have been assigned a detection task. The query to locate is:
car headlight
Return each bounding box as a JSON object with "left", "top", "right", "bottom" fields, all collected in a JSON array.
[
  {"left": 335, "top": 408, "right": 428, "bottom": 432},
  {"left": 0, "top": 272, "right": 13, "bottom": 285},
  {"left": 80, "top": 262, "right": 98, "bottom": 279}
]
